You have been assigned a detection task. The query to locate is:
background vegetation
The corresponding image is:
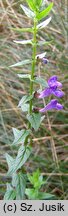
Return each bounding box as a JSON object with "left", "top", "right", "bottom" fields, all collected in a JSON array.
[{"left": 0, "top": 0, "right": 68, "bottom": 199}]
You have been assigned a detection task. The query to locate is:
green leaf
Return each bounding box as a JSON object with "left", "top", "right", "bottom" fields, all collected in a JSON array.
[
  {"left": 10, "top": 59, "right": 31, "bottom": 67},
  {"left": 37, "top": 192, "right": 55, "bottom": 200},
  {"left": 13, "top": 145, "right": 32, "bottom": 172},
  {"left": 4, "top": 184, "right": 16, "bottom": 200},
  {"left": 12, "top": 172, "right": 26, "bottom": 199},
  {"left": 12, "top": 128, "right": 30, "bottom": 145},
  {"left": 5, "top": 153, "right": 15, "bottom": 176},
  {"left": 25, "top": 188, "right": 37, "bottom": 199},
  {"left": 18, "top": 74, "right": 31, "bottom": 79},
  {"left": 34, "top": 77, "right": 48, "bottom": 87},
  {"left": 8, "top": 145, "right": 32, "bottom": 175},
  {"left": 5, "top": 153, "right": 14, "bottom": 170},
  {"left": 36, "top": 3, "right": 53, "bottom": 20},
  {"left": 27, "top": 113, "right": 41, "bottom": 131},
  {"left": 21, "top": 104, "right": 29, "bottom": 112},
  {"left": 37, "top": 17, "right": 51, "bottom": 29},
  {"left": 20, "top": 4, "right": 35, "bottom": 18},
  {"left": 27, "top": 169, "right": 43, "bottom": 189},
  {"left": 34, "top": 0, "right": 42, "bottom": 7},
  {"left": 26, "top": 0, "right": 36, "bottom": 11},
  {"left": 37, "top": 40, "right": 53, "bottom": 46},
  {"left": 14, "top": 39, "right": 32, "bottom": 45},
  {"left": 11, "top": 27, "right": 33, "bottom": 33},
  {"left": 18, "top": 95, "right": 33, "bottom": 108},
  {"left": 25, "top": 189, "right": 54, "bottom": 200}
]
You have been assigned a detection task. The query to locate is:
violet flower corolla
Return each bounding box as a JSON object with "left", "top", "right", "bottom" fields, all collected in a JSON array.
[
  {"left": 36, "top": 75, "right": 64, "bottom": 98},
  {"left": 39, "top": 99, "right": 63, "bottom": 112}
]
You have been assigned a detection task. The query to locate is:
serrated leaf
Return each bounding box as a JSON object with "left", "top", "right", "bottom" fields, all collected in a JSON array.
[
  {"left": 34, "top": 77, "right": 48, "bottom": 87},
  {"left": 14, "top": 39, "right": 32, "bottom": 45},
  {"left": 18, "top": 74, "right": 31, "bottom": 79},
  {"left": 36, "top": 3, "right": 53, "bottom": 20},
  {"left": 27, "top": 113, "right": 41, "bottom": 131},
  {"left": 37, "top": 17, "right": 51, "bottom": 29},
  {"left": 4, "top": 183, "right": 16, "bottom": 200},
  {"left": 12, "top": 128, "right": 30, "bottom": 145},
  {"left": 20, "top": 4, "right": 35, "bottom": 18},
  {"left": 10, "top": 59, "right": 31, "bottom": 67},
  {"left": 12, "top": 172, "right": 26, "bottom": 199},
  {"left": 18, "top": 95, "right": 33, "bottom": 107}
]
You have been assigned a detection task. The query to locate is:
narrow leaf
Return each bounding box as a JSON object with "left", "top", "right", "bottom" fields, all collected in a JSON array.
[
  {"left": 18, "top": 74, "right": 31, "bottom": 79},
  {"left": 11, "top": 27, "right": 33, "bottom": 33},
  {"left": 36, "top": 3, "right": 53, "bottom": 20},
  {"left": 10, "top": 59, "right": 31, "bottom": 67},
  {"left": 14, "top": 39, "right": 32, "bottom": 45},
  {"left": 20, "top": 4, "right": 35, "bottom": 18},
  {"left": 26, "top": 0, "right": 36, "bottom": 11},
  {"left": 37, "top": 17, "right": 51, "bottom": 29}
]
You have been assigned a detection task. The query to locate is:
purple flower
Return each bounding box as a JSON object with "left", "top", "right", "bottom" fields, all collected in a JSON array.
[
  {"left": 42, "top": 58, "right": 49, "bottom": 64},
  {"left": 39, "top": 99, "right": 63, "bottom": 112},
  {"left": 38, "top": 75, "right": 64, "bottom": 98}
]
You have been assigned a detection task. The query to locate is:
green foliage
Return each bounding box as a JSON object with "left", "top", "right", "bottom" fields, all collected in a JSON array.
[
  {"left": 18, "top": 74, "right": 31, "bottom": 79},
  {"left": 4, "top": 0, "right": 56, "bottom": 200},
  {"left": 27, "top": 169, "right": 44, "bottom": 189},
  {"left": 25, "top": 169, "right": 54, "bottom": 199},
  {"left": 10, "top": 59, "right": 31, "bottom": 67},
  {"left": 12, "top": 172, "right": 26, "bottom": 200},
  {"left": 27, "top": 113, "right": 41, "bottom": 131},
  {"left": 6, "top": 145, "right": 32, "bottom": 175},
  {"left": 26, "top": 0, "right": 37, "bottom": 11},
  {"left": 4, "top": 184, "right": 16, "bottom": 200},
  {"left": 14, "top": 39, "right": 32, "bottom": 45},
  {"left": 20, "top": 4, "right": 35, "bottom": 19},
  {"left": 34, "top": 77, "right": 48, "bottom": 88},
  {"left": 12, "top": 128, "right": 30, "bottom": 145},
  {"left": 18, "top": 95, "right": 33, "bottom": 108},
  {"left": 36, "top": 3, "right": 53, "bottom": 20},
  {"left": 37, "top": 17, "right": 51, "bottom": 29}
]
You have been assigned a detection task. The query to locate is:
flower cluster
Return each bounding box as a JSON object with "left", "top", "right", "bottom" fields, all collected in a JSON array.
[{"left": 35, "top": 75, "right": 64, "bottom": 112}]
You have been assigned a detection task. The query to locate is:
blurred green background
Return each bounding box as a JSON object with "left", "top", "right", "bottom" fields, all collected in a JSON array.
[{"left": 0, "top": 0, "right": 68, "bottom": 199}]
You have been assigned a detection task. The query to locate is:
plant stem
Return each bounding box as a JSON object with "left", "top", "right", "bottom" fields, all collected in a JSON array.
[
  {"left": 29, "top": 18, "right": 37, "bottom": 114},
  {"left": 24, "top": 18, "right": 37, "bottom": 145}
]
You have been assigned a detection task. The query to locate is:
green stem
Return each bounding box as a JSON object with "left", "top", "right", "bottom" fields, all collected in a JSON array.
[
  {"left": 24, "top": 18, "right": 37, "bottom": 146},
  {"left": 29, "top": 18, "right": 37, "bottom": 114}
]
